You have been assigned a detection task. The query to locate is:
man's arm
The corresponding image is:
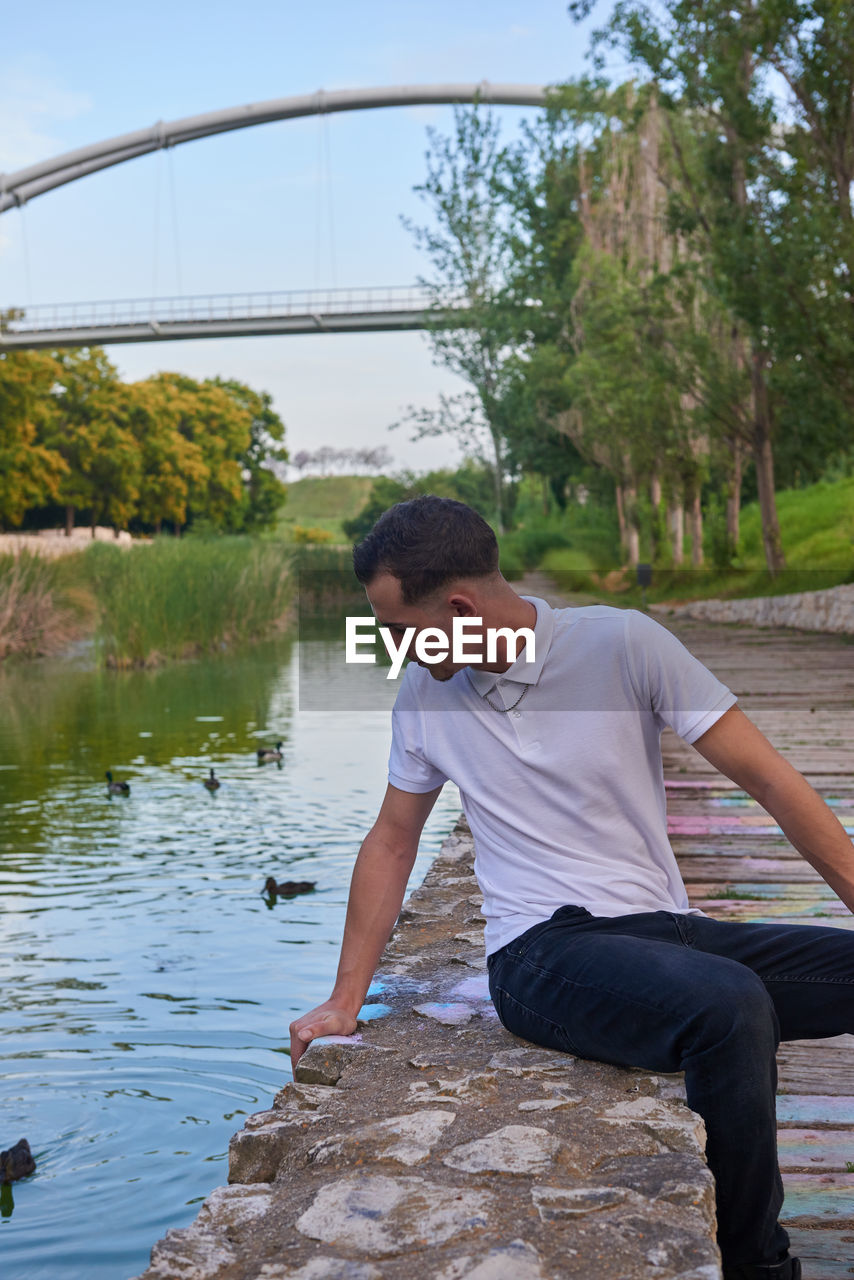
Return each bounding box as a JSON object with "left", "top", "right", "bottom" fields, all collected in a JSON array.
[
  {"left": 693, "top": 705, "right": 854, "bottom": 911},
  {"left": 288, "top": 782, "right": 442, "bottom": 1067}
]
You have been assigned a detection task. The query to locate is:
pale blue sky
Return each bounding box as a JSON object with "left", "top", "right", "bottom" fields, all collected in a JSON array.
[{"left": 1, "top": 0, "right": 624, "bottom": 471}]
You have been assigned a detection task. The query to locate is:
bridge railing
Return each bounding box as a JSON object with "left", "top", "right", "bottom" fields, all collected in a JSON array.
[{"left": 2, "top": 285, "right": 458, "bottom": 333}]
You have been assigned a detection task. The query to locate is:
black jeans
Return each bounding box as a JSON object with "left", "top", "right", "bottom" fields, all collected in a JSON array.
[{"left": 487, "top": 906, "right": 854, "bottom": 1268}]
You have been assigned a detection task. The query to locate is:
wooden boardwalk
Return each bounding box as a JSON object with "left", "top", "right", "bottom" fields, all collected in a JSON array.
[
  {"left": 520, "top": 577, "right": 854, "bottom": 1277},
  {"left": 658, "top": 615, "right": 854, "bottom": 1279}
]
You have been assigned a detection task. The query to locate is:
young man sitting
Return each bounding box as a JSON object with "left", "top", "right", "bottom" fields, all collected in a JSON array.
[{"left": 291, "top": 496, "right": 854, "bottom": 1280}]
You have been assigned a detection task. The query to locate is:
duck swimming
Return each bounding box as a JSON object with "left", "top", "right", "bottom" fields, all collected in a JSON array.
[
  {"left": 263, "top": 877, "right": 316, "bottom": 897},
  {"left": 0, "top": 1138, "right": 35, "bottom": 1184},
  {"left": 204, "top": 768, "right": 221, "bottom": 791},
  {"left": 105, "top": 771, "right": 130, "bottom": 795},
  {"left": 256, "top": 741, "right": 283, "bottom": 762}
]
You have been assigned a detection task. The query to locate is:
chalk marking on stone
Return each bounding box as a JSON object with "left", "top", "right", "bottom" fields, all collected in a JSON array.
[
  {"left": 413, "top": 1001, "right": 475, "bottom": 1025},
  {"left": 449, "top": 974, "right": 491, "bottom": 1001}
]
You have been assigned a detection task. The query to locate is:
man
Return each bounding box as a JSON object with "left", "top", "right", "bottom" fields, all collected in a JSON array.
[{"left": 290, "top": 496, "right": 854, "bottom": 1280}]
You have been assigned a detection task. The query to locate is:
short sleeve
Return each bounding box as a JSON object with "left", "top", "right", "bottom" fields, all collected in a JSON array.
[
  {"left": 388, "top": 672, "right": 448, "bottom": 794},
  {"left": 623, "top": 610, "right": 737, "bottom": 743}
]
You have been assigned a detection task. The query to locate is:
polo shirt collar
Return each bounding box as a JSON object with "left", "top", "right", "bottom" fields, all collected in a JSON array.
[{"left": 465, "top": 596, "right": 555, "bottom": 696}]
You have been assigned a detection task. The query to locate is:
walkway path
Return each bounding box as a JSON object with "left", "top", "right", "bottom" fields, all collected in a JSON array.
[{"left": 522, "top": 573, "right": 854, "bottom": 1279}]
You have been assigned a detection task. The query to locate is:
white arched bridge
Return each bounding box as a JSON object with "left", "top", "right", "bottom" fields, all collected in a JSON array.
[{"left": 0, "top": 81, "right": 547, "bottom": 350}]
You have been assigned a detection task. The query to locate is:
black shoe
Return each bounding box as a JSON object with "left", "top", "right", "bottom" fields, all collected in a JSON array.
[{"left": 723, "top": 1256, "right": 801, "bottom": 1280}]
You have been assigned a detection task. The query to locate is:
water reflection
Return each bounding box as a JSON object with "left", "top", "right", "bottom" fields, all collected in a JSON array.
[{"left": 0, "top": 636, "right": 460, "bottom": 1278}]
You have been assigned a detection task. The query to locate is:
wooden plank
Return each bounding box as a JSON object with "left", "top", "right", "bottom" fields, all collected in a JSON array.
[
  {"left": 688, "top": 882, "right": 840, "bottom": 900},
  {"left": 778, "top": 1041, "right": 854, "bottom": 1097},
  {"left": 779, "top": 1173, "right": 854, "bottom": 1223},
  {"left": 783, "top": 1226, "right": 854, "bottom": 1278},
  {"left": 689, "top": 905, "right": 854, "bottom": 925},
  {"left": 679, "top": 855, "right": 823, "bottom": 882},
  {"left": 777, "top": 1096, "right": 854, "bottom": 1128},
  {"left": 777, "top": 1128, "right": 854, "bottom": 1172}
]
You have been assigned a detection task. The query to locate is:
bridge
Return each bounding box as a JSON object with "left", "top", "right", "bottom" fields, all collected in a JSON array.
[
  {"left": 0, "top": 82, "right": 547, "bottom": 213},
  {"left": 0, "top": 82, "right": 547, "bottom": 350},
  {"left": 0, "top": 286, "right": 462, "bottom": 349}
]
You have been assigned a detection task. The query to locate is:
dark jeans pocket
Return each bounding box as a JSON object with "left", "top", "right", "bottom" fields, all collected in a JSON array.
[{"left": 491, "top": 982, "right": 579, "bottom": 1056}]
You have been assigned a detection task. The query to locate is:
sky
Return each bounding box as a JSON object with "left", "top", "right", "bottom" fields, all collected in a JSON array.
[{"left": 1, "top": 0, "right": 626, "bottom": 473}]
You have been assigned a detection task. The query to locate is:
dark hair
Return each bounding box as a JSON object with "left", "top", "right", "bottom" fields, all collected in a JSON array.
[{"left": 352, "top": 495, "right": 499, "bottom": 603}]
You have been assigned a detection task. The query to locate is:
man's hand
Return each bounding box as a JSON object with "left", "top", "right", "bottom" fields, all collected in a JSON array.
[
  {"left": 289, "top": 1001, "right": 358, "bottom": 1069},
  {"left": 287, "top": 784, "right": 443, "bottom": 1071}
]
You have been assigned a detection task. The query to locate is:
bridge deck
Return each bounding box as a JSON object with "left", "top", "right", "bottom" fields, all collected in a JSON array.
[{"left": 0, "top": 286, "right": 456, "bottom": 349}]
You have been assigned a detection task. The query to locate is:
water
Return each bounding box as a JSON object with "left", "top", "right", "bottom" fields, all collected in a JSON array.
[{"left": 0, "top": 637, "right": 460, "bottom": 1279}]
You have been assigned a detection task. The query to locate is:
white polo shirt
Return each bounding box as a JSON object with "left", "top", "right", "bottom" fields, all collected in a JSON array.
[{"left": 388, "top": 597, "right": 737, "bottom": 955}]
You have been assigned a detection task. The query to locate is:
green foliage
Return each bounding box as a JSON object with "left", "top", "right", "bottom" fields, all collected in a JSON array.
[
  {"left": 0, "top": 351, "right": 67, "bottom": 527},
  {"left": 84, "top": 538, "right": 293, "bottom": 667},
  {"left": 495, "top": 475, "right": 622, "bottom": 582},
  {"left": 1, "top": 347, "right": 287, "bottom": 536},
  {"left": 292, "top": 525, "right": 335, "bottom": 544},
  {"left": 341, "top": 464, "right": 501, "bottom": 545},
  {"left": 704, "top": 494, "right": 738, "bottom": 571},
  {"left": 278, "top": 475, "right": 376, "bottom": 544}
]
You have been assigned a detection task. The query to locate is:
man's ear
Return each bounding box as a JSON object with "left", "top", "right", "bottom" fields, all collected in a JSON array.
[{"left": 447, "top": 591, "right": 479, "bottom": 617}]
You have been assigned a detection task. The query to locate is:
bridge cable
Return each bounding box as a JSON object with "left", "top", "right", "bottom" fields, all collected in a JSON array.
[
  {"left": 313, "top": 114, "right": 338, "bottom": 292},
  {"left": 150, "top": 149, "right": 162, "bottom": 300},
  {"left": 166, "top": 147, "right": 184, "bottom": 297},
  {"left": 322, "top": 114, "right": 338, "bottom": 291},
  {"left": 18, "top": 206, "right": 33, "bottom": 311}
]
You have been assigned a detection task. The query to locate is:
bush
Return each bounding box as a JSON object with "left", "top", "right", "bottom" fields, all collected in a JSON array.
[{"left": 292, "top": 525, "right": 335, "bottom": 545}]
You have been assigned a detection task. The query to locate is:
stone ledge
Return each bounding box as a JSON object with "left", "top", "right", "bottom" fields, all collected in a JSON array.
[
  {"left": 652, "top": 582, "right": 854, "bottom": 635},
  {"left": 134, "top": 820, "right": 721, "bottom": 1280}
]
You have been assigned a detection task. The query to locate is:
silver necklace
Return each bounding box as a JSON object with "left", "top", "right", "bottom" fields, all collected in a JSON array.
[{"left": 483, "top": 684, "right": 528, "bottom": 713}]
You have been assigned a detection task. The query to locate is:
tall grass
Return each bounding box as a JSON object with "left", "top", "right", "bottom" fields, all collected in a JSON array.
[
  {"left": 86, "top": 538, "right": 294, "bottom": 667},
  {"left": 0, "top": 552, "right": 92, "bottom": 660}
]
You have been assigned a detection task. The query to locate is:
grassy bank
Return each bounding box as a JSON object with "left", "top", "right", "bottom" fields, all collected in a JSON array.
[
  {"left": 498, "top": 475, "right": 854, "bottom": 604},
  {"left": 0, "top": 539, "right": 295, "bottom": 667},
  {"left": 0, "top": 551, "right": 95, "bottom": 661},
  {"left": 87, "top": 538, "right": 293, "bottom": 667},
  {"left": 277, "top": 475, "right": 374, "bottom": 543}
]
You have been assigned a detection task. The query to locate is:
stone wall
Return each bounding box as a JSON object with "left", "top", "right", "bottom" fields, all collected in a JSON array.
[
  {"left": 134, "top": 820, "right": 721, "bottom": 1280},
  {"left": 653, "top": 583, "right": 854, "bottom": 635}
]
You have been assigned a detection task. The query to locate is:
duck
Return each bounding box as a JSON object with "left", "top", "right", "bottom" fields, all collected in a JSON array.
[
  {"left": 256, "top": 741, "right": 283, "bottom": 763},
  {"left": 105, "top": 770, "right": 130, "bottom": 795},
  {"left": 204, "top": 768, "right": 221, "bottom": 792},
  {"left": 0, "top": 1138, "right": 35, "bottom": 1184},
  {"left": 263, "top": 876, "right": 316, "bottom": 898}
]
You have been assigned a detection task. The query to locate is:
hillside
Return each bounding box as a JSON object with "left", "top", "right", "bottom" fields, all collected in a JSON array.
[{"left": 277, "top": 475, "right": 375, "bottom": 542}]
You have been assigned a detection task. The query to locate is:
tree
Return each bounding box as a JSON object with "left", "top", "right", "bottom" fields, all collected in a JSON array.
[
  {"left": 211, "top": 378, "right": 288, "bottom": 531},
  {"left": 565, "top": 0, "right": 854, "bottom": 571},
  {"left": 40, "top": 347, "right": 123, "bottom": 534},
  {"left": 0, "top": 350, "right": 66, "bottom": 528},
  {"left": 123, "top": 378, "right": 208, "bottom": 534},
  {"left": 404, "top": 105, "right": 519, "bottom": 530}
]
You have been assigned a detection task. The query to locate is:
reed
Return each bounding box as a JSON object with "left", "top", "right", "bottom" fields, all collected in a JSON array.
[
  {"left": 86, "top": 537, "right": 294, "bottom": 667},
  {"left": 0, "top": 551, "right": 91, "bottom": 660}
]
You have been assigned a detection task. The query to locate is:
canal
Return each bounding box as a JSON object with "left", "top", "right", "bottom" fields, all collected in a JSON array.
[{"left": 0, "top": 634, "right": 460, "bottom": 1279}]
